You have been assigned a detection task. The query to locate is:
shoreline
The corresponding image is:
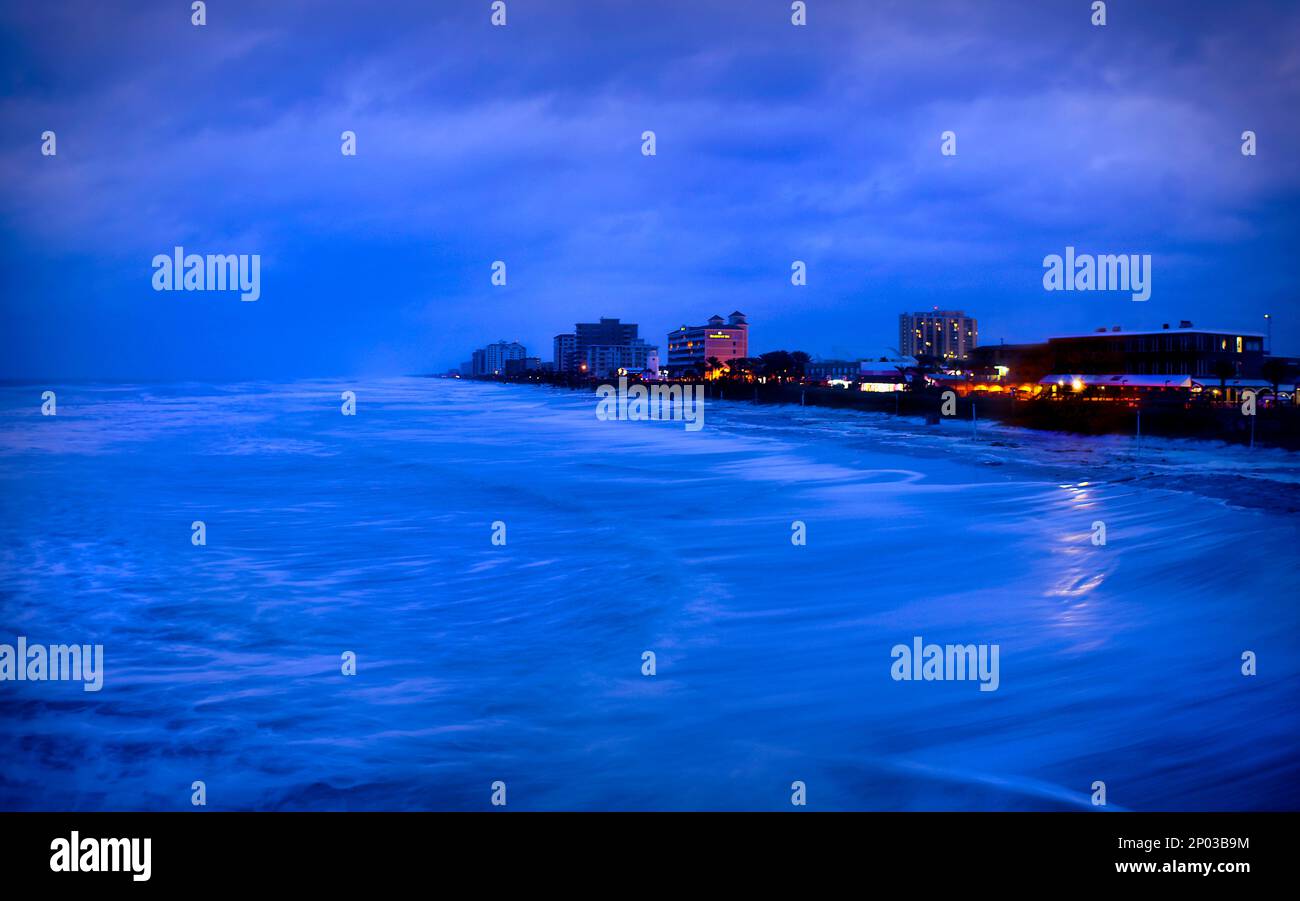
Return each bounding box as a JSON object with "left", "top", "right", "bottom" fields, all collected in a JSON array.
[{"left": 443, "top": 373, "right": 1300, "bottom": 451}]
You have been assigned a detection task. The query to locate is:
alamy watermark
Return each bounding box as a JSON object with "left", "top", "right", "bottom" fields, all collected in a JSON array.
[
  {"left": 152, "top": 245, "right": 261, "bottom": 302},
  {"left": 890, "top": 636, "right": 1000, "bottom": 692},
  {"left": 50, "top": 831, "right": 150, "bottom": 881},
  {"left": 0, "top": 637, "right": 104, "bottom": 691},
  {"left": 1043, "top": 246, "right": 1150, "bottom": 302},
  {"left": 596, "top": 376, "right": 705, "bottom": 431}
]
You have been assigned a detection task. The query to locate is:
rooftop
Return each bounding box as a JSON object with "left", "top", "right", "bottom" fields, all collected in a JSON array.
[
  {"left": 1049, "top": 328, "right": 1266, "bottom": 340},
  {"left": 1039, "top": 373, "right": 1197, "bottom": 388}
]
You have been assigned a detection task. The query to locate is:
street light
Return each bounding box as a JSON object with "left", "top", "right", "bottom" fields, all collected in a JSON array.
[{"left": 1264, "top": 313, "right": 1271, "bottom": 353}]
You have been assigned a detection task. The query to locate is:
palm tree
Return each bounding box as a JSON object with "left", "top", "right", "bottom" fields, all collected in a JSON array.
[
  {"left": 906, "top": 354, "right": 940, "bottom": 391},
  {"left": 706, "top": 356, "right": 723, "bottom": 380},
  {"left": 1211, "top": 359, "right": 1237, "bottom": 403},
  {"left": 1262, "top": 357, "right": 1290, "bottom": 398},
  {"left": 790, "top": 351, "right": 811, "bottom": 381},
  {"left": 727, "top": 357, "right": 759, "bottom": 381},
  {"left": 759, "top": 350, "right": 795, "bottom": 381}
]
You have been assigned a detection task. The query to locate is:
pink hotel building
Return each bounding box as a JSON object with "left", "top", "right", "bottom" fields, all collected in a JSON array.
[{"left": 666, "top": 312, "right": 748, "bottom": 377}]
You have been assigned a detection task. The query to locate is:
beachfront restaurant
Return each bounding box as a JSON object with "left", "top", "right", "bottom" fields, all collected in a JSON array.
[
  {"left": 1037, "top": 373, "right": 1199, "bottom": 401},
  {"left": 1037, "top": 374, "right": 1295, "bottom": 405},
  {"left": 1205, "top": 378, "right": 1288, "bottom": 404}
]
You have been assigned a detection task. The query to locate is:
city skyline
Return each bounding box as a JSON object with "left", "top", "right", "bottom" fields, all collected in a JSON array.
[{"left": 457, "top": 304, "right": 1285, "bottom": 376}]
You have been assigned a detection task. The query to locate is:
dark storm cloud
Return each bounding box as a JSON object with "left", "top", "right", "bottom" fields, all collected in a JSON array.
[{"left": 1, "top": 0, "right": 1297, "bottom": 378}]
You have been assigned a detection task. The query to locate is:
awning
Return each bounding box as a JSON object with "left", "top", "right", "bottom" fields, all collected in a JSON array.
[{"left": 1038, "top": 374, "right": 1196, "bottom": 389}]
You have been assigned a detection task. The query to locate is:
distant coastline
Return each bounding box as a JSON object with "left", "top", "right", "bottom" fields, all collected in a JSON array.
[{"left": 445, "top": 372, "right": 1300, "bottom": 451}]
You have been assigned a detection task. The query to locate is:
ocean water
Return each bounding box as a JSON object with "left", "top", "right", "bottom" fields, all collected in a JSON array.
[{"left": 1, "top": 378, "right": 1297, "bottom": 811}]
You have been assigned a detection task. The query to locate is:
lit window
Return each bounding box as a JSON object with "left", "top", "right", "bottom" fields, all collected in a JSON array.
[{"left": 1236, "top": 336, "right": 1243, "bottom": 353}]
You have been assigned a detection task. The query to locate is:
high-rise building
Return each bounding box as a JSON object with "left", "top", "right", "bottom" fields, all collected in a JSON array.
[
  {"left": 504, "top": 356, "right": 541, "bottom": 376},
  {"left": 553, "top": 333, "right": 577, "bottom": 373},
  {"left": 482, "top": 340, "right": 526, "bottom": 375},
  {"left": 576, "top": 317, "right": 640, "bottom": 351},
  {"left": 562, "top": 318, "right": 657, "bottom": 377},
  {"left": 582, "top": 342, "right": 655, "bottom": 377},
  {"left": 899, "top": 309, "right": 978, "bottom": 360},
  {"left": 666, "top": 311, "right": 748, "bottom": 377}
]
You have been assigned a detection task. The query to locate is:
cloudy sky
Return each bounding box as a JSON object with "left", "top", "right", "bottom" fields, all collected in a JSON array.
[{"left": 2, "top": 0, "right": 1297, "bottom": 379}]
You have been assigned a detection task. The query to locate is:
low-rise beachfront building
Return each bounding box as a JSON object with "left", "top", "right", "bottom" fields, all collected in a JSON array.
[
  {"left": 1037, "top": 373, "right": 1292, "bottom": 405},
  {"left": 971, "top": 342, "right": 1054, "bottom": 389},
  {"left": 1047, "top": 324, "right": 1265, "bottom": 382},
  {"left": 1034, "top": 323, "right": 1275, "bottom": 402},
  {"left": 1038, "top": 373, "right": 1198, "bottom": 400},
  {"left": 973, "top": 322, "right": 1286, "bottom": 402},
  {"left": 858, "top": 350, "right": 916, "bottom": 391},
  {"left": 805, "top": 359, "right": 859, "bottom": 384}
]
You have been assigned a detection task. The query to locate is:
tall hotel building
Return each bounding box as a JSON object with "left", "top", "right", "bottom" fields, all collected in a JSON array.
[
  {"left": 666, "top": 312, "right": 749, "bottom": 376},
  {"left": 553, "top": 333, "right": 577, "bottom": 373},
  {"left": 554, "top": 318, "right": 656, "bottom": 377},
  {"left": 483, "top": 340, "right": 526, "bottom": 374},
  {"left": 898, "top": 309, "right": 978, "bottom": 360},
  {"left": 466, "top": 340, "right": 526, "bottom": 375}
]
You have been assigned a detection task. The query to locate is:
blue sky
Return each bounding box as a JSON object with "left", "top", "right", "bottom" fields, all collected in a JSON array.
[{"left": 2, "top": 0, "right": 1297, "bottom": 380}]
